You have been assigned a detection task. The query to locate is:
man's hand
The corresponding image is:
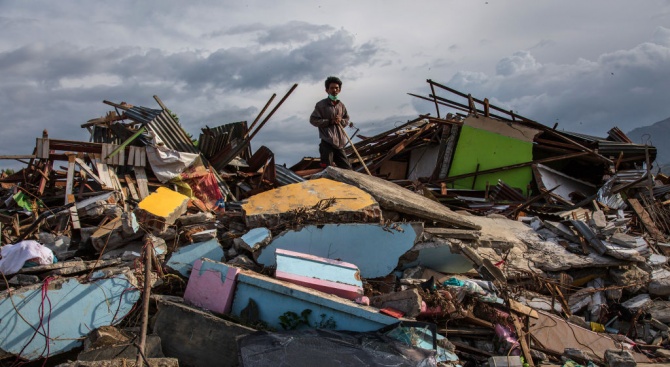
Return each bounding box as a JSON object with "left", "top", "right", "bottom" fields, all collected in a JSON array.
[{"left": 332, "top": 116, "right": 342, "bottom": 125}]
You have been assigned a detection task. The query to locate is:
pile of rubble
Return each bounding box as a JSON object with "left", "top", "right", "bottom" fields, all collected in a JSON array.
[{"left": 1, "top": 81, "right": 669, "bottom": 367}]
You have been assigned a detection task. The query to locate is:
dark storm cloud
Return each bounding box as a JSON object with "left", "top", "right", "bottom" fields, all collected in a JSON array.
[
  {"left": 0, "top": 23, "right": 381, "bottom": 169},
  {"left": 218, "top": 21, "right": 335, "bottom": 45},
  {"left": 445, "top": 27, "right": 670, "bottom": 136},
  {"left": 0, "top": 27, "right": 379, "bottom": 91}
]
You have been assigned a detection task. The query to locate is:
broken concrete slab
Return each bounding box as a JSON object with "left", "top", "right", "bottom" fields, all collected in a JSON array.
[
  {"left": 0, "top": 267, "right": 139, "bottom": 361},
  {"left": 370, "top": 289, "right": 422, "bottom": 319},
  {"left": 134, "top": 187, "right": 189, "bottom": 232},
  {"left": 610, "top": 232, "right": 646, "bottom": 249},
  {"left": 321, "top": 166, "right": 480, "bottom": 229},
  {"left": 610, "top": 266, "right": 649, "bottom": 294},
  {"left": 605, "top": 349, "right": 637, "bottom": 367},
  {"left": 275, "top": 248, "right": 364, "bottom": 300},
  {"left": 152, "top": 295, "right": 255, "bottom": 367},
  {"left": 183, "top": 258, "right": 240, "bottom": 314},
  {"left": 543, "top": 220, "right": 581, "bottom": 243},
  {"left": 233, "top": 227, "right": 271, "bottom": 252},
  {"left": 256, "top": 222, "right": 422, "bottom": 278},
  {"left": 242, "top": 178, "right": 381, "bottom": 228},
  {"left": 424, "top": 227, "right": 480, "bottom": 240},
  {"left": 177, "top": 211, "right": 215, "bottom": 226},
  {"left": 91, "top": 214, "right": 143, "bottom": 252},
  {"left": 231, "top": 271, "right": 401, "bottom": 332},
  {"left": 165, "top": 238, "right": 225, "bottom": 277},
  {"left": 602, "top": 241, "right": 646, "bottom": 262},
  {"left": 649, "top": 301, "right": 670, "bottom": 323},
  {"left": 47, "top": 259, "right": 122, "bottom": 276},
  {"left": 78, "top": 335, "right": 163, "bottom": 362},
  {"left": 621, "top": 294, "right": 653, "bottom": 313},
  {"left": 649, "top": 268, "right": 670, "bottom": 296}
]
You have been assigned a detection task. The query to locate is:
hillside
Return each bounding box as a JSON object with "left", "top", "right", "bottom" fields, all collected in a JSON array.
[{"left": 627, "top": 116, "right": 670, "bottom": 172}]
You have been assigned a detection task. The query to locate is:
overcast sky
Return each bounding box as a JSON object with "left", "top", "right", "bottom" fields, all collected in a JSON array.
[{"left": 1, "top": 1, "right": 670, "bottom": 169}]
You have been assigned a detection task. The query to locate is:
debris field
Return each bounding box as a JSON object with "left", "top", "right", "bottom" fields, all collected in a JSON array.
[{"left": 1, "top": 80, "right": 669, "bottom": 367}]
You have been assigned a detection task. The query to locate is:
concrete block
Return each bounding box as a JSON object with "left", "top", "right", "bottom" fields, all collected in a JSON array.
[
  {"left": 257, "top": 222, "right": 422, "bottom": 278},
  {"left": 177, "top": 212, "right": 215, "bottom": 226},
  {"left": 184, "top": 258, "right": 241, "bottom": 314},
  {"left": 165, "top": 239, "right": 225, "bottom": 278},
  {"left": 0, "top": 267, "right": 140, "bottom": 361},
  {"left": 135, "top": 187, "right": 189, "bottom": 232},
  {"left": 152, "top": 296, "right": 255, "bottom": 367},
  {"left": 649, "top": 269, "right": 670, "bottom": 296},
  {"left": 604, "top": 349, "right": 636, "bottom": 367},
  {"left": 231, "top": 271, "right": 400, "bottom": 332},
  {"left": 242, "top": 178, "right": 381, "bottom": 228},
  {"left": 275, "top": 249, "right": 363, "bottom": 300},
  {"left": 370, "top": 289, "right": 422, "bottom": 318}
]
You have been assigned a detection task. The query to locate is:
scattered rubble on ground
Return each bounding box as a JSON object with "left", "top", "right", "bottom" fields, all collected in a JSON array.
[{"left": 1, "top": 81, "right": 669, "bottom": 367}]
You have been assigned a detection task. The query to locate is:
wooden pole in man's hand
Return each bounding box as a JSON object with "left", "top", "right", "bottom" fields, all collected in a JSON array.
[{"left": 338, "top": 123, "right": 372, "bottom": 175}]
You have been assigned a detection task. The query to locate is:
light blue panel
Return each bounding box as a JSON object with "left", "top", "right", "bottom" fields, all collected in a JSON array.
[
  {"left": 0, "top": 271, "right": 139, "bottom": 361},
  {"left": 166, "top": 239, "right": 224, "bottom": 277},
  {"left": 258, "top": 223, "right": 422, "bottom": 278},
  {"left": 240, "top": 227, "right": 271, "bottom": 249},
  {"left": 231, "top": 272, "right": 398, "bottom": 332},
  {"left": 276, "top": 251, "right": 362, "bottom": 287}
]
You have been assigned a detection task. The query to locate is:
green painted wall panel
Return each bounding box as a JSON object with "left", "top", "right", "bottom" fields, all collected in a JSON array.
[{"left": 448, "top": 125, "right": 533, "bottom": 195}]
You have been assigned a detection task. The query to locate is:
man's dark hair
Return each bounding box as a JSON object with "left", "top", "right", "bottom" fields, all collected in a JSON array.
[{"left": 325, "top": 76, "right": 342, "bottom": 89}]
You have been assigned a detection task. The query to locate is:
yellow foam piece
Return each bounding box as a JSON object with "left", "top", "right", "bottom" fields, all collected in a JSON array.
[
  {"left": 138, "top": 187, "right": 189, "bottom": 218},
  {"left": 242, "top": 178, "right": 377, "bottom": 215}
]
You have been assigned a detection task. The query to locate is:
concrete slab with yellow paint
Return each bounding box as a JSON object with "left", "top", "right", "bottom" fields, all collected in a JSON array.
[
  {"left": 135, "top": 187, "right": 190, "bottom": 232},
  {"left": 242, "top": 178, "right": 381, "bottom": 228}
]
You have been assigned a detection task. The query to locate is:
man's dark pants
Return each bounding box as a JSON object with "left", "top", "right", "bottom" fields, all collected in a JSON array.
[{"left": 319, "top": 140, "right": 352, "bottom": 169}]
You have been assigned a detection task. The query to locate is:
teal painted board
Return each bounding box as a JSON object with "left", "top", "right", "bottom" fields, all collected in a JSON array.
[
  {"left": 0, "top": 268, "right": 139, "bottom": 361},
  {"left": 231, "top": 272, "right": 399, "bottom": 332},
  {"left": 257, "top": 223, "right": 422, "bottom": 278},
  {"left": 166, "top": 239, "right": 225, "bottom": 277}
]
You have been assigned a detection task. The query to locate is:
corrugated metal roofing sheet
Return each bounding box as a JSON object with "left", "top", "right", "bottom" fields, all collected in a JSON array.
[{"left": 124, "top": 106, "right": 198, "bottom": 154}]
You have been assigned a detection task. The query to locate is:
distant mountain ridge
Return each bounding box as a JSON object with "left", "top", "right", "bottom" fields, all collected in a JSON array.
[{"left": 627, "top": 116, "right": 670, "bottom": 172}]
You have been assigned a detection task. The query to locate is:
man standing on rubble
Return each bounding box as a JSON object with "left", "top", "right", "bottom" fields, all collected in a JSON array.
[{"left": 309, "top": 76, "right": 352, "bottom": 169}]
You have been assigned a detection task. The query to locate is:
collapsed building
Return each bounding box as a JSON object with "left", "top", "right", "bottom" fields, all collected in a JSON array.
[{"left": 0, "top": 80, "right": 669, "bottom": 367}]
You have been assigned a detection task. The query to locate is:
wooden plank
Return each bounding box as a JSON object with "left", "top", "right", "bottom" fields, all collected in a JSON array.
[
  {"left": 628, "top": 198, "right": 666, "bottom": 241},
  {"left": 509, "top": 299, "right": 539, "bottom": 319},
  {"left": 117, "top": 145, "right": 125, "bottom": 167},
  {"left": 512, "top": 316, "right": 535, "bottom": 367},
  {"left": 127, "top": 146, "right": 135, "bottom": 166},
  {"left": 37, "top": 160, "right": 52, "bottom": 196},
  {"left": 125, "top": 174, "right": 140, "bottom": 201},
  {"left": 36, "top": 138, "right": 50, "bottom": 159},
  {"left": 139, "top": 147, "right": 146, "bottom": 167},
  {"left": 68, "top": 194, "right": 81, "bottom": 230},
  {"left": 74, "top": 158, "right": 108, "bottom": 188},
  {"left": 64, "top": 155, "right": 76, "bottom": 204},
  {"left": 93, "top": 153, "right": 114, "bottom": 189},
  {"left": 134, "top": 167, "right": 150, "bottom": 200},
  {"left": 108, "top": 169, "right": 127, "bottom": 210}
]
